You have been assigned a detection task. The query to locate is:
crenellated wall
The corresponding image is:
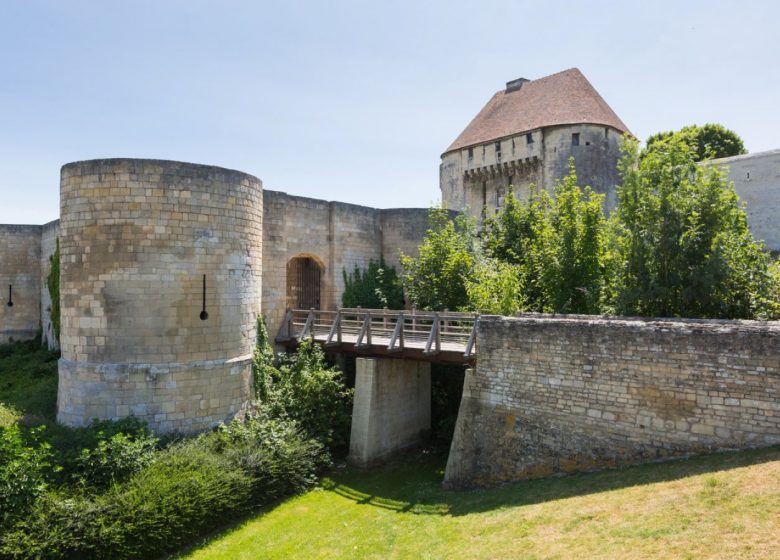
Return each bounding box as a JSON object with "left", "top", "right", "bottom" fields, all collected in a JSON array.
[{"left": 445, "top": 314, "right": 780, "bottom": 488}]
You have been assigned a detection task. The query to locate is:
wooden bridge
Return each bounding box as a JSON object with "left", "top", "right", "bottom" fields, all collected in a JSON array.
[{"left": 276, "top": 308, "right": 478, "bottom": 364}]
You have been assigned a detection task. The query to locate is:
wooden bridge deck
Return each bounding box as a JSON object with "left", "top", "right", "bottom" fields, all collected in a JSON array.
[{"left": 276, "top": 308, "right": 478, "bottom": 364}]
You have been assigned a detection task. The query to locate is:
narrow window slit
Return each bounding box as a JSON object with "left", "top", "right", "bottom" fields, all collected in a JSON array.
[{"left": 199, "top": 275, "right": 208, "bottom": 320}]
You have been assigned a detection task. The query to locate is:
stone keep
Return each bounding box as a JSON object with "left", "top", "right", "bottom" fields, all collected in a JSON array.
[
  {"left": 440, "top": 68, "right": 629, "bottom": 217},
  {"left": 57, "top": 159, "right": 263, "bottom": 433}
]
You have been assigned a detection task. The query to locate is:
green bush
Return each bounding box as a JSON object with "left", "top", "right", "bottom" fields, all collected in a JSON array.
[
  {"left": 75, "top": 431, "right": 158, "bottom": 490},
  {"left": 0, "top": 425, "right": 54, "bottom": 528},
  {"left": 262, "top": 341, "right": 353, "bottom": 454},
  {"left": 45, "top": 417, "right": 154, "bottom": 483},
  {"left": 0, "top": 414, "right": 324, "bottom": 560},
  {"left": 342, "top": 257, "right": 404, "bottom": 309}
]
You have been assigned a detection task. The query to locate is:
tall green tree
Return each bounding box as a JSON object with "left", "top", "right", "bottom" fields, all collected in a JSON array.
[
  {"left": 400, "top": 208, "right": 477, "bottom": 311},
  {"left": 642, "top": 123, "right": 747, "bottom": 162},
  {"left": 609, "top": 137, "right": 779, "bottom": 319},
  {"left": 482, "top": 162, "right": 608, "bottom": 314}
]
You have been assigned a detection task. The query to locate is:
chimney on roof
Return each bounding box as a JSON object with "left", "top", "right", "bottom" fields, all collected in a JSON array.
[{"left": 505, "top": 77, "right": 529, "bottom": 93}]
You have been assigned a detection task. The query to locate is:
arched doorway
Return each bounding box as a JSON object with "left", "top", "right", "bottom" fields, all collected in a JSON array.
[{"left": 287, "top": 256, "right": 323, "bottom": 309}]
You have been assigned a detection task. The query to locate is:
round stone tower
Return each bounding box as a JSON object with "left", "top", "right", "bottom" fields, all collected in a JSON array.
[{"left": 57, "top": 159, "right": 262, "bottom": 433}]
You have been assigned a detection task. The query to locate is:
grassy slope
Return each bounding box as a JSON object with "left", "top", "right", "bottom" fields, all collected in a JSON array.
[
  {"left": 182, "top": 448, "right": 780, "bottom": 560},
  {"left": 0, "top": 339, "right": 58, "bottom": 427}
]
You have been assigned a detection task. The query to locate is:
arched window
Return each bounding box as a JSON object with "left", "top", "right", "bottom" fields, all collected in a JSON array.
[{"left": 287, "top": 256, "right": 323, "bottom": 309}]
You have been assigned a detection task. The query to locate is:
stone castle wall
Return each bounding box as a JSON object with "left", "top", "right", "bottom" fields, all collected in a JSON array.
[
  {"left": 0, "top": 224, "right": 41, "bottom": 344},
  {"left": 440, "top": 123, "right": 623, "bottom": 218},
  {"left": 262, "top": 189, "right": 429, "bottom": 338},
  {"left": 445, "top": 314, "right": 780, "bottom": 488},
  {"left": 57, "top": 159, "right": 262, "bottom": 433},
  {"left": 711, "top": 149, "right": 780, "bottom": 252}
]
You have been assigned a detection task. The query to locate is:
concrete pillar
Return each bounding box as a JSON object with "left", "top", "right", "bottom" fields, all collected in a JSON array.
[{"left": 349, "top": 357, "right": 431, "bottom": 467}]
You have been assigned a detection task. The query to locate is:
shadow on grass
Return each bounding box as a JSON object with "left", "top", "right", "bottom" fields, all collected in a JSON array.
[{"left": 322, "top": 445, "right": 780, "bottom": 517}]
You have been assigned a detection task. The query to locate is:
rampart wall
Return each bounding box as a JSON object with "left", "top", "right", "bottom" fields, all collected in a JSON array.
[
  {"left": 445, "top": 314, "right": 780, "bottom": 488},
  {"left": 262, "top": 189, "right": 429, "bottom": 338},
  {"left": 712, "top": 149, "right": 780, "bottom": 252},
  {"left": 0, "top": 224, "right": 41, "bottom": 344}
]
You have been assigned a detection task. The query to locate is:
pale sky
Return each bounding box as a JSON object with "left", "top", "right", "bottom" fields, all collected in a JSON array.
[{"left": 1, "top": 0, "right": 779, "bottom": 224}]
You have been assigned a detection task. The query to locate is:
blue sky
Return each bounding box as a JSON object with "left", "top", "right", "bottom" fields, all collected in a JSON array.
[{"left": 1, "top": 0, "right": 778, "bottom": 224}]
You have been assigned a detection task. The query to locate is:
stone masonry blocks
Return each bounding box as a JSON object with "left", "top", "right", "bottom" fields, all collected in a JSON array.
[
  {"left": 444, "top": 314, "right": 780, "bottom": 488},
  {"left": 57, "top": 159, "right": 262, "bottom": 433},
  {"left": 349, "top": 357, "right": 431, "bottom": 467}
]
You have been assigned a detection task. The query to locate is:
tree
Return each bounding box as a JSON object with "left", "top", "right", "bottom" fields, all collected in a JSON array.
[
  {"left": 609, "top": 137, "right": 779, "bottom": 319},
  {"left": 465, "top": 258, "right": 525, "bottom": 316},
  {"left": 482, "top": 161, "right": 608, "bottom": 314},
  {"left": 400, "top": 208, "right": 477, "bottom": 311},
  {"left": 341, "top": 258, "right": 404, "bottom": 309},
  {"left": 642, "top": 123, "right": 746, "bottom": 162}
]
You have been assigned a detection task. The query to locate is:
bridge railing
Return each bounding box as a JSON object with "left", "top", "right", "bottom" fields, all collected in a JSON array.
[{"left": 277, "top": 307, "right": 478, "bottom": 358}]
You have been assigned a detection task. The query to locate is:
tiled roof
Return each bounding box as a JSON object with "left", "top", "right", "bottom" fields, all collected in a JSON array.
[{"left": 444, "top": 68, "right": 630, "bottom": 154}]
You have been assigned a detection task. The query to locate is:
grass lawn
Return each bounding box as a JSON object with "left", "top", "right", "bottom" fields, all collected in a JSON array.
[{"left": 180, "top": 447, "right": 780, "bottom": 560}]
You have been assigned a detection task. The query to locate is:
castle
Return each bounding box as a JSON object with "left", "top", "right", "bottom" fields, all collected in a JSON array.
[
  {"left": 1, "top": 68, "right": 779, "bottom": 443},
  {"left": 440, "top": 68, "right": 629, "bottom": 216}
]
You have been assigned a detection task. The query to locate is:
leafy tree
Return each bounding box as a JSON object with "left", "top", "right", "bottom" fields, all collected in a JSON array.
[
  {"left": 401, "top": 208, "right": 478, "bottom": 311},
  {"left": 341, "top": 258, "right": 404, "bottom": 309},
  {"left": 482, "top": 162, "right": 608, "bottom": 314},
  {"left": 642, "top": 123, "right": 746, "bottom": 162},
  {"left": 465, "top": 258, "right": 525, "bottom": 315},
  {"left": 609, "top": 137, "right": 779, "bottom": 319},
  {"left": 537, "top": 164, "right": 607, "bottom": 314},
  {"left": 482, "top": 186, "right": 550, "bottom": 309}
]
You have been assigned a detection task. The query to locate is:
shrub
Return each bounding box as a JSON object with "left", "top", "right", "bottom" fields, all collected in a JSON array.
[
  {"left": 342, "top": 258, "right": 404, "bottom": 309},
  {"left": 44, "top": 417, "right": 154, "bottom": 483},
  {"left": 75, "top": 431, "right": 158, "bottom": 490},
  {"left": 0, "top": 414, "right": 324, "bottom": 560},
  {"left": 262, "top": 341, "right": 353, "bottom": 454},
  {"left": 0, "top": 425, "right": 54, "bottom": 528}
]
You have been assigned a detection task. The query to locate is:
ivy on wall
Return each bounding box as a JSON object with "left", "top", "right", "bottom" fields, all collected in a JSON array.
[{"left": 46, "top": 238, "right": 60, "bottom": 344}]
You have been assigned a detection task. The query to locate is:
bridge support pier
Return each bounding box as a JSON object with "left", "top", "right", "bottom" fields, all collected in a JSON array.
[{"left": 348, "top": 357, "right": 430, "bottom": 467}]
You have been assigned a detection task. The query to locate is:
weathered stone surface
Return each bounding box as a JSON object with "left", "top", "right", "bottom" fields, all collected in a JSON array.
[
  {"left": 57, "top": 159, "right": 262, "bottom": 433},
  {"left": 710, "top": 149, "right": 780, "bottom": 252},
  {"left": 444, "top": 314, "right": 780, "bottom": 488},
  {"left": 349, "top": 357, "right": 431, "bottom": 467},
  {"left": 261, "top": 190, "right": 430, "bottom": 338},
  {"left": 0, "top": 224, "right": 41, "bottom": 344}
]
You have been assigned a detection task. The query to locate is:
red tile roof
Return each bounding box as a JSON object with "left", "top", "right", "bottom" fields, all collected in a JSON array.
[{"left": 444, "top": 68, "right": 630, "bottom": 154}]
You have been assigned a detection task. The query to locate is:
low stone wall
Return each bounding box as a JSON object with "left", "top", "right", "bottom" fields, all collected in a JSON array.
[{"left": 444, "top": 314, "right": 780, "bottom": 488}]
